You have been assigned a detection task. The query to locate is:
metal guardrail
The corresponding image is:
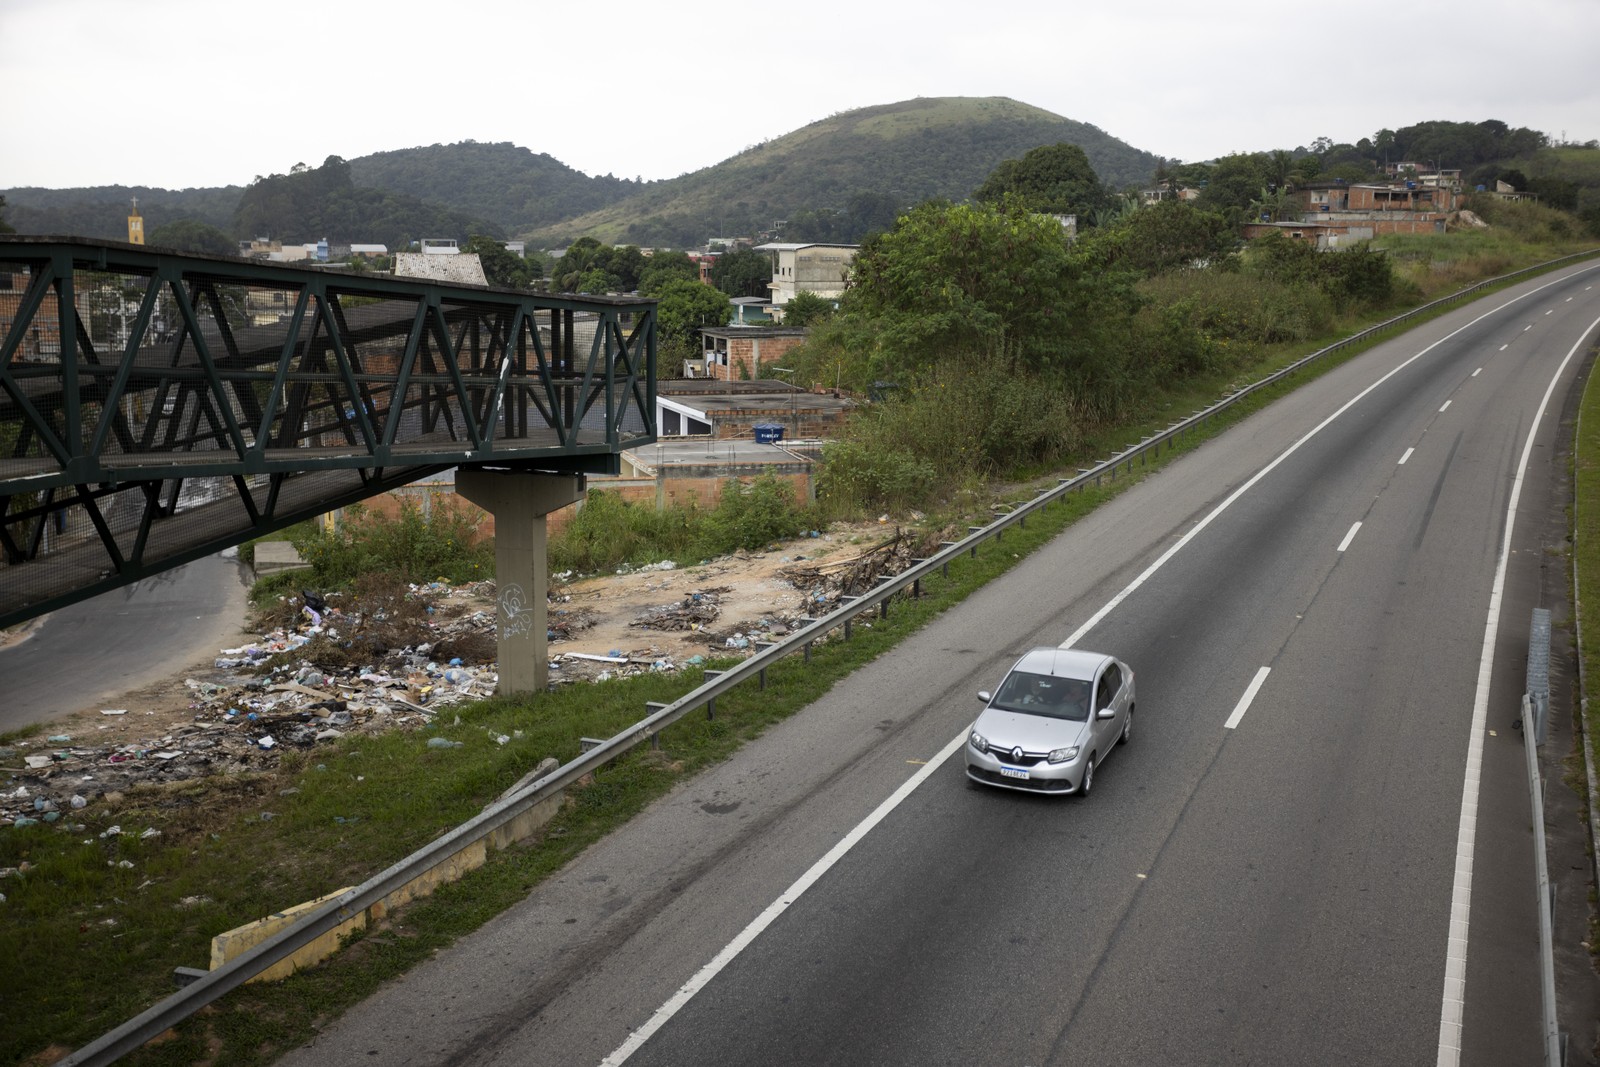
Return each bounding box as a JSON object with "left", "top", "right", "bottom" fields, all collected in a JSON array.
[
  {"left": 1522, "top": 609, "right": 1564, "bottom": 1066},
  {"left": 62, "top": 249, "right": 1600, "bottom": 1064}
]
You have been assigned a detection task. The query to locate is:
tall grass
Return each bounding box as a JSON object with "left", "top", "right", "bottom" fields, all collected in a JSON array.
[{"left": 550, "top": 474, "right": 812, "bottom": 573}]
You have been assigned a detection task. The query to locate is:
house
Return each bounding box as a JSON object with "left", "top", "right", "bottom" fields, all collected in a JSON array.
[
  {"left": 695, "top": 325, "right": 808, "bottom": 381},
  {"left": 752, "top": 242, "right": 858, "bottom": 307},
  {"left": 1239, "top": 220, "right": 1375, "bottom": 247},
  {"left": 1279, "top": 178, "right": 1463, "bottom": 237},
  {"left": 350, "top": 244, "right": 388, "bottom": 259},
  {"left": 656, "top": 378, "right": 854, "bottom": 440}
]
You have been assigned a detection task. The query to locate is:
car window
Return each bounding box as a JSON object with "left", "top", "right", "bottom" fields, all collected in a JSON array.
[
  {"left": 991, "top": 671, "right": 1090, "bottom": 721},
  {"left": 1102, "top": 664, "right": 1122, "bottom": 703}
]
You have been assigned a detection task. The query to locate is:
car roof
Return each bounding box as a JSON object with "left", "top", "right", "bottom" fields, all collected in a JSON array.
[{"left": 1011, "top": 647, "right": 1110, "bottom": 682}]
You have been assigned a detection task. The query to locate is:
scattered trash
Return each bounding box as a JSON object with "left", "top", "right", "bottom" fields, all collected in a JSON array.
[
  {"left": 426, "top": 737, "right": 462, "bottom": 750},
  {"left": 100, "top": 709, "right": 127, "bottom": 716}
]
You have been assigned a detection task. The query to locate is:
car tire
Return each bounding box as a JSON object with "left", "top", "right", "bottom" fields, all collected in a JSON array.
[
  {"left": 1120, "top": 706, "right": 1133, "bottom": 746},
  {"left": 1079, "top": 755, "right": 1095, "bottom": 797}
]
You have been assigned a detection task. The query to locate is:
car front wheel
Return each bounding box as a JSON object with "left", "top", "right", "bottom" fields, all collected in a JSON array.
[
  {"left": 1120, "top": 706, "right": 1133, "bottom": 745},
  {"left": 1079, "top": 755, "right": 1095, "bottom": 797}
]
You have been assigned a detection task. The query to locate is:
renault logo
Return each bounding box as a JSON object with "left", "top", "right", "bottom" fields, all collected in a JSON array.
[{"left": 1011, "top": 746, "right": 1024, "bottom": 762}]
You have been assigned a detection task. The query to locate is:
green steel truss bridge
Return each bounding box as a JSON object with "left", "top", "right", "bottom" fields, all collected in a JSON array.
[{"left": 0, "top": 236, "right": 656, "bottom": 629}]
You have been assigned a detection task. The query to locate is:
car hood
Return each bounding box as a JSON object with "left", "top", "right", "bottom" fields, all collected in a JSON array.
[{"left": 972, "top": 708, "right": 1090, "bottom": 754}]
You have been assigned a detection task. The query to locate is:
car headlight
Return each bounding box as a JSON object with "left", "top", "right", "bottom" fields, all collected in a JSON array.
[
  {"left": 969, "top": 730, "right": 989, "bottom": 754},
  {"left": 1048, "top": 745, "right": 1080, "bottom": 764}
]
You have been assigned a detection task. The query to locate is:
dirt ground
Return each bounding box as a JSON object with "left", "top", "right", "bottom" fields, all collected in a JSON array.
[{"left": 2, "top": 521, "right": 926, "bottom": 824}]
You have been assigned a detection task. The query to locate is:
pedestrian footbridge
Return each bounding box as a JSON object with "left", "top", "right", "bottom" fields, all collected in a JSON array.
[{"left": 0, "top": 236, "right": 656, "bottom": 642}]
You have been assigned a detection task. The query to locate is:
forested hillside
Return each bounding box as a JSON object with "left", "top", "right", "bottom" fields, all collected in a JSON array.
[
  {"left": 524, "top": 97, "right": 1163, "bottom": 247},
  {"left": 347, "top": 141, "right": 642, "bottom": 233},
  {"left": 0, "top": 185, "right": 240, "bottom": 242}
]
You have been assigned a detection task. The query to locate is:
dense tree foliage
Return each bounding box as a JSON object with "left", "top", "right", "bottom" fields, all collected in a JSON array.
[
  {"left": 781, "top": 290, "right": 835, "bottom": 327},
  {"left": 709, "top": 248, "right": 773, "bottom": 298},
  {"left": 147, "top": 219, "right": 235, "bottom": 255},
  {"left": 463, "top": 235, "right": 539, "bottom": 289},
  {"left": 638, "top": 251, "right": 699, "bottom": 295},
  {"left": 1095, "top": 201, "right": 1233, "bottom": 274},
  {"left": 845, "top": 199, "right": 1134, "bottom": 379},
  {"left": 550, "top": 239, "right": 653, "bottom": 292},
  {"left": 653, "top": 279, "right": 731, "bottom": 365},
  {"left": 973, "top": 143, "right": 1116, "bottom": 222},
  {"left": 781, "top": 191, "right": 905, "bottom": 243}
]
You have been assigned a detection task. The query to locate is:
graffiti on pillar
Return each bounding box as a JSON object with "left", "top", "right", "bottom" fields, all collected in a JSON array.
[{"left": 498, "top": 582, "right": 535, "bottom": 640}]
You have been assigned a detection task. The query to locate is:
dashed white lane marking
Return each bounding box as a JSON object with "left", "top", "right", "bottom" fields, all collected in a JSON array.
[
  {"left": 1223, "top": 667, "right": 1272, "bottom": 730},
  {"left": 1337, "top": 522, "right": 1362, "bottom": 552},
  {"left": 1399, "top": 447, "right": 1415, "bottom": 465},
  {"left": 1439, "top": 400, "right": 1452, "bottom": 412}
]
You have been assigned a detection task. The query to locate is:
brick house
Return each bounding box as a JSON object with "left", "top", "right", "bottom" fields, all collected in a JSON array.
[{"left": 696, "top": 325, "right": 808, "bottom": 381}]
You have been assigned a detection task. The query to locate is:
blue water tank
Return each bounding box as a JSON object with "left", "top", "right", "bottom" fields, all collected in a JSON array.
[{"left": 754, "top": 423, "right": 785, "bottom": 444}]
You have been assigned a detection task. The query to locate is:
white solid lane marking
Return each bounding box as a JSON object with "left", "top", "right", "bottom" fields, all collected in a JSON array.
[
  {"left": 1399, "top": 447, "right": 1415, "bottom": 465},
  {"left": 1474, "top": 367, "right": 1484, "bottom": 375},
  {"left": 1435, "top": 313, "right": 1600, "bottom": 1065},
  {"left": 1224, "top": 667, "right": 1271, "bottom": 730},
  {"left": 600, "top": 730, "right": 969, "bottom": 1066},
  {"left": 1499, "top": 344, "right": 1509, "bottom": 351},
  {"left": 1337, "top": 522, "right": 1362, "bottom": 552},
  {"left": 1439, "top": 400, "right": 1452, "bottom": 412}
]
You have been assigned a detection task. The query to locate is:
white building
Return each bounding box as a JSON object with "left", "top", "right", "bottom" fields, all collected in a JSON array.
[{"left": 752, "top": 242, "right": 857, "bottom": 306}]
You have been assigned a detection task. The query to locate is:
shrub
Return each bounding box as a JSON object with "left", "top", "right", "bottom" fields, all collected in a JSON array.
[
  {"left": 289, "top": 499, "right": 492, "bottom": 588},
  {"left": 706, "top": 473, "right": 807, "bottom": 551}
]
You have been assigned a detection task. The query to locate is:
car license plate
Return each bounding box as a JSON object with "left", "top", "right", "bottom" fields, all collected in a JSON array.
[{"left": 999, "top": 767, "right": 1029, "bottom": 780}]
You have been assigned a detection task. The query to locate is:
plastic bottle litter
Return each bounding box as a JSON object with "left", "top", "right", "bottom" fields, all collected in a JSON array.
[{"left": 426, "top": 737, "right": 462, "bottom": 749}]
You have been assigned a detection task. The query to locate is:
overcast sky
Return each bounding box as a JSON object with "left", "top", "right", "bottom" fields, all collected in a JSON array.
[{"left": 4, "top": 0, "right": 1597, "bottom": 191}]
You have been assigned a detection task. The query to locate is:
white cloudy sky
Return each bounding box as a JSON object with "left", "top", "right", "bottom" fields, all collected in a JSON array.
[{"left": 3, "top": 0, "right": 1597, "bottom": 190}]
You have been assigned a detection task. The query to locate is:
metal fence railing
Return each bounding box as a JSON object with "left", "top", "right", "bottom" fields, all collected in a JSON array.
[{"left": 60, "top": 249, "right": 1600, "bottom": 1065}]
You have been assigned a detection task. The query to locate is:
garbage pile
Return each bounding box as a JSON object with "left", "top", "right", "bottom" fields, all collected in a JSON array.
[{"left": 781, "top": 528, "right": 939, "bottom": 599}]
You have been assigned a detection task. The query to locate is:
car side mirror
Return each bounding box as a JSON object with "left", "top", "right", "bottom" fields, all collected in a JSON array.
[
  {"left": 977, "top": 691, "right": 992, "bottom": 704},
  {"left": 1096, "top": 706, "right": 1116, "bottom": 719}
]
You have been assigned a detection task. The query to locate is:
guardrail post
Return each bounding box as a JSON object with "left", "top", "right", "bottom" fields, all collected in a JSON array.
[
  {"left": 966, "top": 528, "right": 982, "bottom": 556},
  {"left": 840, "top": 598, "right": 858, "bottom": 638},
  {"left": 643, "top": 701, "right": 669, "bottom": 748},
  {"left": 701, "top": 671, "right": 723, "bottom": 719},
  {"left": 876, "top": 575, "right": 893, "bottom": 618},
  {"left": 753, "top": 642, "right": 776, "bottom": 688},
  {"left": 938, "top": 542, "right": 956, "bottom": 575}
]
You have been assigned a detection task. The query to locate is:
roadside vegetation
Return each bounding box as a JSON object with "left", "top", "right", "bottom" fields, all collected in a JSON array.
[{"left": 4, "top": 135, "right": 1598, "bottom": 1065}]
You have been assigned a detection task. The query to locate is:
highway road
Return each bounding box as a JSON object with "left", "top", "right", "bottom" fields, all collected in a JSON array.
[
  {"left": 0, "top": 549, "right": 252, "bottom": 734},
  {"left": 282, "top": 264, "right": 1600, "bottom": 1067}
]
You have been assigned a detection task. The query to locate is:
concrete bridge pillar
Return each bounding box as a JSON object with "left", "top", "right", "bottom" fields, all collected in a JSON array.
[{"left": 455, "top": 469, "right": 585, "bottom": 696}]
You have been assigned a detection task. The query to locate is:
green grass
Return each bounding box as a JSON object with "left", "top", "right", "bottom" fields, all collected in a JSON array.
[{"left": 1571, "top": 344, "right": 1600, "bottom": 958}]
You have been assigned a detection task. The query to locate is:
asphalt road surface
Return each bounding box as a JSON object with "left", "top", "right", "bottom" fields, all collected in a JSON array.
[
  {"left": 0, "top": 550, "right": 252, "bottom": 734},
  {"left": 282, "top": 265, "right": 1600, "bottom": 1067}
]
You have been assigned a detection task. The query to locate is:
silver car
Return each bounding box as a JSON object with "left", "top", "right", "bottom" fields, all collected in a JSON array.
[{"left": 965, "top": 647, "right": 1134, "bottom": 796}]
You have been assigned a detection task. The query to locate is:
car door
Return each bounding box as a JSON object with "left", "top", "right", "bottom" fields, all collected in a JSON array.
[{"left": 1099, "top": 663, "right": 1131, "bottom": 751}]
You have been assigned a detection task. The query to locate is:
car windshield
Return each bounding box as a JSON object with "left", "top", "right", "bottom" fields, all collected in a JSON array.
[{"left": 990, "top": 671, "right": 1090, "bottom": 721}]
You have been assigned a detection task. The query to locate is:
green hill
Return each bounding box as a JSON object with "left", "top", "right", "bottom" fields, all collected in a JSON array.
[
  {"left": 347, "top": 141, "right": 642, "bottom": 233},
  {"left": 523, "top": 96, "right": 1163, "bottom": 247}
]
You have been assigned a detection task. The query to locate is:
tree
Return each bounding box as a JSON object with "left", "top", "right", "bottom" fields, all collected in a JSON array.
[
  {"left": 1104, "top": 201, "right": 1232, "bottom": 274},
  {"left": 639, "top": 251, "right": 698, "bottom": 295},
  {"left": 1197, "top": 154, "right": 1270, "bottom": 219},
  {"left": 0, "top": 196, "right": 15, "bottom": 235},
  {"left": 973, "top": 142, "right": 1114, "bottom": 221},
  {"left": 781, "top": 290, "right": 834, "bottom": 327},
  {"left": 845, "top": 199, "right": 1098, "bottom": 375},
  {"left": 147, "top": 219, "right": 235, "bottom": 256},
  {"left": 710, "top": 247, "right": 773, "bottom": 298},
  {"left": 654, "top": 279, "right": 732, "bottom": 365},
  {"left": 463, "top": 234, "right": 537, "bottom": 289}
]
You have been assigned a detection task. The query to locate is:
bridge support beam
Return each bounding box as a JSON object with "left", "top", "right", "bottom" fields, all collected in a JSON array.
[{"left": 456, "top": 470, "right": 586, "bottom": 696}]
